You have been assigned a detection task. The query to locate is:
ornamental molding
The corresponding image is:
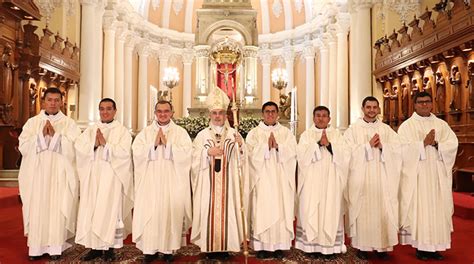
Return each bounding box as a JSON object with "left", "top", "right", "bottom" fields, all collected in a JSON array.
[
  {"left": 172, "top": 0, "right": 184, "bottom": 15},
  {"left": 258, "top": 48, "right": 272, "bottom": 64},
  {"left": 295, "top": 0, "right": 303, "bottom": 13},
  {"left": 376, "top": 0, "right": 421, "bottom": 25},
  {"left": 151, "top": 0, "right": 160, "bottom": 10},
  {"left": 272, "top": 0, "right": 283, "bottom": 18}
]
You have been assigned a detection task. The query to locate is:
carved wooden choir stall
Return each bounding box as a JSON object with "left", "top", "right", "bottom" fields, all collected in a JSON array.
[
  {"left": 0, "top": 0, "right": 79, "bottom": 170},
  {"left": 374, "top": 0, "right": 474, "bottom": 192}
]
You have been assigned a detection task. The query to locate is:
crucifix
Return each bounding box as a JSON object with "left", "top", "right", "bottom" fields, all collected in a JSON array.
[{"left": 217, "top": 63, "right": 237, "bottom": 99}]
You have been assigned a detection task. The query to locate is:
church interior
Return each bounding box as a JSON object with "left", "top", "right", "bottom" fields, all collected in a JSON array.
[{"left": 0, "top": 0, "right": 473, "bottom": 263}]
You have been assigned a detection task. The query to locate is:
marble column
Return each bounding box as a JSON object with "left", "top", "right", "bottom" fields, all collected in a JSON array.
[
  {"left": 243, "top": 46, "right": 259, "bottom": 106},
  {"left": 327, "top": 33, "right": 338, "bottom": 126},
  {"left": 182, "top": 47, "right": 194, "bottom": 116},
  {"left": 158, "top": 46, "right": 171, "bottom": 92},
  {"left": 259, "top": 45, "right": 272, "bottom": 104},
  {"left": 123, "top": 35, "right": 137, "bottom": 130},
  {"left": 336, "top": 14, "right": 350, "bottom": 129},
  {"left": 283, "top": 45, "right": 295, "bottom": 94},
  {"left": 114, "top": 27, "right": 126, "bottom": 123},
  {"left": 137, "top": 42, "right": 150, "bottom": 131},
  {"left": 194, "top": 45, "right": 210, "bottom": 105},
  {"left": 78, "top": 0, "right": 104, "bottom": 126},
  {"left": 318, "top": 39, "right": 329, "bottom": 106},
  {"left": 102, "top": 10, "right": 117, "bottom": 99},
  {"left": 350, "top": 2, "right": 373, "bottom": 123},
  {"left": 303, "top": 43, "right": 315, "bottom": 129}
]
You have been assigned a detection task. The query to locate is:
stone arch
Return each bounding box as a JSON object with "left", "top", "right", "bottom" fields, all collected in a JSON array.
[{"left": 199, "top": 20, "right": 254, "bottom": 46}]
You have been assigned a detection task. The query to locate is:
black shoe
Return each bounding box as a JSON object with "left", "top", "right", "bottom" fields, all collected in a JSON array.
[
  {"left": 220, "top": 252, "right": 230, "bottom": 260},
  {"left": 81, "top": 249, "right": 102, "bottom": 261},
  {"left": 163, "top": 254, "right": 174, "bottom": 262},
  {"left": 430, "top": 251, "right": 444, "bottom": 260},
  {"left": 356, "top": 250, "right": 369, "bottom": 260},
  {"left": 28, "top": 255, "right": 41, "bottom": 261},
  {"left": 322, "top": 253, "right": 336, "bottom": 260},
  {"left": 103, "top": 248, "right": 116, "bottom": 261},
  {"left": 273, "top": 250, "right": 284, "bottom": 259},
  {"left": 416, "top": 249, "right": 429, "bottom": 261},
  {"left": 143, "top": 254, "right": 157, "bottom": 263},
  {"left": 49, "top": 254, "right": 61, "bottom": 261},
  {"left": 256, "top": 250, "right": 270, "bottom": 259},
  {"left": 309, "top": 252, "right": 321, "bottom": 259},
  {"left": 376, "top": 252, "right": 390, "bottom": 260}
]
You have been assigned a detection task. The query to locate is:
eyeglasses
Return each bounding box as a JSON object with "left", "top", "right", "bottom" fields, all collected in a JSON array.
[{"left": 415, "top": 100, "right": 432, "bottom": 104}]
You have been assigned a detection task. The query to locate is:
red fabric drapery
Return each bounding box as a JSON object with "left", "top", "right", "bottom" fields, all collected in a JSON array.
[{"left": 216, "top": 63, "right": 236, "bottom": 100}]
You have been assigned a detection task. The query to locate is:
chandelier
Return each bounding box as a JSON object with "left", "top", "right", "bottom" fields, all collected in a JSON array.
[
  {"left": 271, "top": 68, "right": 288, "bottom": 92},
  {"left": 162, "top": 67, "right": 180, "bottom": 102}
]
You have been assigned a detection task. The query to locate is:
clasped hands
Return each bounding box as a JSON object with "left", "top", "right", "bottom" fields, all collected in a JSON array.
[
  {"left": 95, "top": 128, "right": 106, "bottom": 148},
  {"left": 42, "top": 120, "right": 55, "bottom": 137},
  {"left": 319, "top": 129, "right": 330, "bottom": 147},
  {"left": 423, "top": 129, "right": 437, "bottom": 147},
  {"left": 369, "top": 133, "right": 383, "bottom": 149},
  {"left": 154, "top": 128, "right": 167, "bottom": 147},
  {"left": 268, "top": 132, "right": 278, "bottom": 150}
]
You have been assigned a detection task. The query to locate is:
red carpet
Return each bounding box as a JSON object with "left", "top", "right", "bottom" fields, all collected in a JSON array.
[
  {"left": 453, "top": 192, "right": 474, "bottom": 220},
  {"left": 1, "top": 187, "right": 474, "bottom": 263}
]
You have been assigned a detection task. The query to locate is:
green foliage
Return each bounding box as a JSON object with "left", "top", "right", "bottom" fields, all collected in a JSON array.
[{"left": 173, "top": 116, "right": 261, "bottom": 139}]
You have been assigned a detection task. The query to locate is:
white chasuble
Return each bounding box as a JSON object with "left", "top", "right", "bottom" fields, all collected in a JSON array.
[
  {"left": 246, "top": 122, "right": 297, "bottom": 251},
  {"left": 295, "top": 126, "right": 350, "bottom": 254},
  {"left": 75, "top": 120, "right": 133, "bottom": 250},
  {"left": 18, "top": 110, "right": 81, "bottom": 256},
  {"left": 191, "top": 125, "right": 249, "bottom": 253},
  {"left": 132, "top": 120, "right": 192, "bottom": 254},
  {"left": 343, "top": 118, "right": 401, "bottom": 252},
  {"left": 398, "top": 113, "right": 458, "bottom": 251}
]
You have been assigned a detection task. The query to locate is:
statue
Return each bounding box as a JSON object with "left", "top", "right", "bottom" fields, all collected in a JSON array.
[
  {"left": 390, "top": 86, "right": 399, "bottom": 121},
  {"left": 449, "top": 65, "right": 461, "bottom": 111},
  {"left": 383, "top": 88, "right": 390, "bottom": 122},
  {"left": 401, "top": 83, "right": 409, "bottom": 119},
  {"left": 0, "top": 43, "right": 17, "bottom": 124},
  {"left": 436, "top": 71, "right": 446, "bottom": 113},
  {"left": 423, "top": 76, "right": 433, "bottom": 97},
  {"left": 467, "top": 61, "right": 474, "bottom": 109},
  {"left": 29, "top": 83, "right": 38, "bottom": 116},
  {"left": 411, "top": 77, "right": 420, "bottom": 100}
]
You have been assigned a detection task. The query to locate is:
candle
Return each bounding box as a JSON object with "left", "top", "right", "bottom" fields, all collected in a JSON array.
[
  {"left": 294, "top": 86, "right": 297, "bottom": 121},
  {"left": 290, "top": 87, "right": 295, "bottom": 122}
]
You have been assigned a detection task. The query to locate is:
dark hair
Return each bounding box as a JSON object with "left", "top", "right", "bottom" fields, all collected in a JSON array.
[
  {"left": 42, "top": 87, "right": 62, "bottom": 100},
  {"left": 414, "top": 91, "right": 433, "bottom": 103},
  {"left": 99, "top": 98, "right": 116, "bottom": 110},
  {"left": 155, "top": 100, "right": 173, "bottom": 111},
  {"left": 362, "top": 96, "right": 379, "bottom": 107},
  {"left": 313, "top": 105, "right": 330, "bottom": 117},
  {"left": 262, "top": 101, "right": 279, "bottom": 112}
]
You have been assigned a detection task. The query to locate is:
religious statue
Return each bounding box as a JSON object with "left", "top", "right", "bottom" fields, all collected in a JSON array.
[
  {"left": 279, "top": 92, "right": 291, "bottom": 119},
  {"left": 449, "top": 65, "right": 462, "bottom": 111},
  {"left": 436, "top": 71, "right": 446, "bottom": 113},
  {"left": 29, "top": 83, "right": 38, "bottom": 116},
  {"left": 423, "top": 76, "right": 433, "bottom": 96},
  {"left": 411, "top": 77, "right": 420, "bottom": 99},
  {"left": 383, "top": 88, "right": 390, "bottom": 122},
  {"left": 216, "top": 63, "right": 237, "bottom": 99},
  {"left": 390, "top": 86, "right": 399, "bottom": 121},
  {"left": 401, "top": 83, "right": 409, "bottom": 119},
  {"left": 0, "top": 44, "right": 17, "bottom": 124},
  {"left": 467, "top": 61, "right": 474, "bottom": 109}
]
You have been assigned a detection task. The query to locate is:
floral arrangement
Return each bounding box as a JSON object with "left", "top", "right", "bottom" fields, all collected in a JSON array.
[{"left": 173, "top": 116, "right": 261, "bottom": 139}]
